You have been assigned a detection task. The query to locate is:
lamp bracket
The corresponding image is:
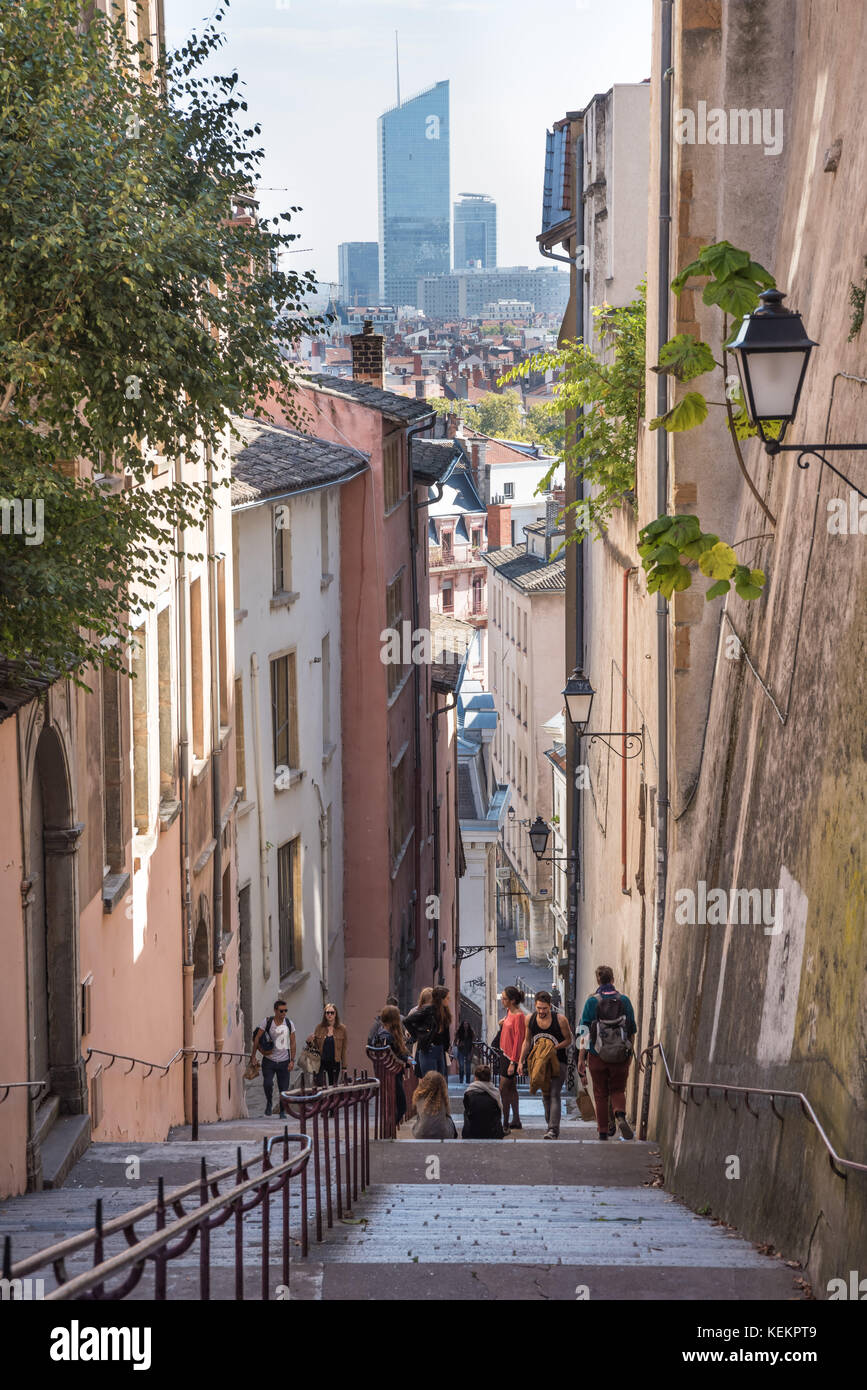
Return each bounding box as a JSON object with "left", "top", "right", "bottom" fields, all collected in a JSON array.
[
  {"left": 581, "top": 730, "right": 644, "bottom": 760},
  {"left": 764, "top": 443, "right": 867, "bottom": 500}
]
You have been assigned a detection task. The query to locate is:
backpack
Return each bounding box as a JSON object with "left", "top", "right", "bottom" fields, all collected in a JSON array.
[
  {"left": 592, "top": 993, "right": 632, "bottom": 1064},
  {"left": 258, "top": 1017, "right": 276, "bottom": 1054},
  {"left": 405, "top": 1007, "right": 437, "bottom": 1049}
]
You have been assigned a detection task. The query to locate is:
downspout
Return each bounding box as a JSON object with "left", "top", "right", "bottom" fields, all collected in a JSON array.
[
  {"left": 640, "top": 0, "right": 673, "bottom": 1142},
  {"left": 406, "top": 411, "right": 437, "bottom": 986},
  {"left": 206, "top": 445, "right": 224, "bottom": 1119},
  {"left": 312, "top": 778, "right": 329, "bottom": 1000},
  {"left": 176, "top": 454, "right": 194, "bottom": 1124},
  {"left": 250, "top": 654, "right": 271, "bottom": 983},
  {"left": 621, "top": 567, "right": 637, "bottom": 893}
]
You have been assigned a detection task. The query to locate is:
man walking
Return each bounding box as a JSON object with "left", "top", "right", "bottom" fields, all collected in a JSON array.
[
  {"left": 250, "top": 1000, "right": 296, "bottom": 1118},
  {"left": 576, "top": 966, "right": 637, "bottom": 1141},
  {"left": 518, "top": 990, "right": 573, "bottom": 1139}
]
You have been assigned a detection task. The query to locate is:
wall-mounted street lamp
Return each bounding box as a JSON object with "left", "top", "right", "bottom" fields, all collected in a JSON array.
[
  {"left": 729, "top": 288, "right": 867, "bottom": 499},
  {"left": 562, "top": 670, "right": 644, "bottom": 760},
  {"left": 527, "top": 815, "right": 579, "bottom": 864}
]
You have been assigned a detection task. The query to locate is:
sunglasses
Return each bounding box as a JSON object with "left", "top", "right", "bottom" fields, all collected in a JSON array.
[{"left": 325, "top": 1010, "right": 336, "bottom": 1015}]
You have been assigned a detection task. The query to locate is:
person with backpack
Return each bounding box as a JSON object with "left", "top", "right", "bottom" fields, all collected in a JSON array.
[
  {"left": 370, "top": 1004, "right": 412, "bottom": 1126},
  {"left": 518, "top": 990, "right": 573, "bottom": 1139},
  {"left": 249, "top": 1000, "right": 296, "bottom": 1118},
  {"left": 576, "top": 965, "right": 637, "bottom": 1141},
  {"left": 405, "top": 985, "right": 452, "bottom": 1078}
]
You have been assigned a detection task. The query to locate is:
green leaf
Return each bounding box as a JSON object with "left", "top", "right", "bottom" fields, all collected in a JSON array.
[
  {"left": 682, "top": 533, "right": 719, "bottom": 560},
  {"left": 649, "top": 543, "right": 680, "bottom": 565},
  {"left": 654, "top": 334, "right": 716, "bottom": 382},
  {"left": 667, "top": 514, "right": 702, "bottom": 548},
  {"left": 705, "top": 579, "right": 731, "bottom": 600},
  {"left": 748, "top": 568, "right": 766, "bottom": 589},
  {"left": 699, "top": 241, "right": 751, "bottom": 280},
  {"left": 703, "top": 275, "right": 763, "bottom": 318},
  {"left": 642, "top": 515, "right": 676, "bottom": 539},
  {"left": 649, "top": 391, "right": 709, "bottom": 433},
  {"left": 671, "top": 258, "right": 705, "bottom": 295},
  {"left": 734, "top": 579, "right": 764, "bottom": 601},
  {"left": 699, "top": 542, "right": 737, "bottom": 580}
]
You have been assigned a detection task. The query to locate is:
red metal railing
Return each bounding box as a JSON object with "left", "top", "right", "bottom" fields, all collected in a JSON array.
[{"left": 2, "top": 1073, "right": 379, "bottom": 1300}]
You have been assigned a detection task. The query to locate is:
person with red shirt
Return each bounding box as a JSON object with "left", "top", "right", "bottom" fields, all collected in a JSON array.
[{"left": 497, "top": 986, "right": 527, "bottom": 1135}]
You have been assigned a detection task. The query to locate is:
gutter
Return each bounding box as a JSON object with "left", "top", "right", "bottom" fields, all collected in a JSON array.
[
  {"left": 230, "top": 461, "right": 369, "bottom": 515},
  {"left": 639, "top": 0, "right": 673, "bottom": 1143}
]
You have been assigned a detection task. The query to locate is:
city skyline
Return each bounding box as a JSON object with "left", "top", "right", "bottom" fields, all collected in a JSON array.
[{"left": 164, "top": 0, "right": 652, "bottom": 289}]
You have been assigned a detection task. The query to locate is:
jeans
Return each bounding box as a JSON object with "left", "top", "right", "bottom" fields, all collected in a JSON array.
[
  {"left": 587, "top": 1055, "right": 631, "bottom": 1135},
  {"left": 395, "top": 1072, "right": 407, "bottom": 1125},
  {"left": 457, "top": 1051, "right": 474, "bottom": 1084},
  {"left": 316, "top": 1060, "right": 341, "bottom": 1087},
  {"left": 499, "top": 1068, "right": 520, "bottom": 1125},
  {"left": 542, "top": 1062, "right": 567, "bottom": 1135},
  {"left": 262, "top": 1056, "right": 291, "bottom": 1115},
  {"left": 418, "top": 1044, "right": 447, "bottom": 1078}
]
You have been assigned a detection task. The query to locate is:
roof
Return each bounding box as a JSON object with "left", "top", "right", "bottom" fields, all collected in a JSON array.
[
  {"left": 430, "top": 612, "right": 475, "bottom": 691},
  {"left": 0, "top": 660, "right": 55, "bottom": 725},
  {"left": 303, "top": 372, "right": 436, "bottom": 423},
  {"left": 411, "top": 438, "right": 460, "bottom": 486},
  {"left": 428, "top": 461, "right": 486, "bottom": 518},
  {"left": 230, "top": 417, "right": 368, "bottom": 509},
  {"left": 482, "top": 544, "right": 566, "bottom": 593}
]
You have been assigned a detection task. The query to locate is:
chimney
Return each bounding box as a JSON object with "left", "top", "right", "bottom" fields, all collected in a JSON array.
[
  {"left": 487, "top": 501, "right": 512, "bottom": 550},
  {"left": 472, "top": 366, "right": 484, "bottom": 388},
  {"left": 351, "top": 319, "right": 385, "bottom": 389},
  {"left": 414, "top": 378, "right": 426, "bottom": 399},
  {"left": 412, "top": 353, "right": 423, "bottom": 376},
  {"left": 469, "top": 438, "right": 487, "bottom": 492},
  {"left": 446, "top": 410, "right": 459, "bottom": 439}
]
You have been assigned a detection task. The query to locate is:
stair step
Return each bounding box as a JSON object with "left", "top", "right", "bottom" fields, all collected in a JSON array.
[
  {"left": 40, "top": 1114, "right": 91, "bottom": 1190},
  {"left": 33, "top": 1094, "right": 60, "bottom": 1149}
]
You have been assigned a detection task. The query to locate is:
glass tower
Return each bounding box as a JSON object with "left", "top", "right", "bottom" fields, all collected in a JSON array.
[
  {"left": 454, "top": 194, "right": 497, "bottom": 269},
  {"left": 338, "top": 242, "right": 380, "bottom": 307},
  {"left": 378, "top": 80, "right": 450, "bottom": 309}
]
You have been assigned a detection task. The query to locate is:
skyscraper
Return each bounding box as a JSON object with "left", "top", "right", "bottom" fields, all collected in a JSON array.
[
  {"left": 338, "top": 242, "right": 380, "bottom": 307},
  {"left": 378, "top": 80, "right": 450, "bottom": 309},
  {"left": 454, "top": 194, "right": 497, "bottom": 269}
]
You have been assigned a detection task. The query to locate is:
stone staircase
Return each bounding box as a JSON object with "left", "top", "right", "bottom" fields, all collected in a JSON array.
[{"left": 0, "top": 1077, "right": 806, "bottom": 1300}]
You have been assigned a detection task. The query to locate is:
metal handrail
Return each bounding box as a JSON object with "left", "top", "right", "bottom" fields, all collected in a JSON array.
[
  {"left": 0, "top": 1078, "right": 49, "bottom": 1104},
  {"left": 81, "top": 1046, "right": 249, "bottom": 1078},
  {"left": 644, "top": 1041, "right": 867, "bottom": 1179}
]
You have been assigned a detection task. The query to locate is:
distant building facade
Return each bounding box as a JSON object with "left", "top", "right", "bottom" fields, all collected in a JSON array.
[
  {"left": 338, "top": 242, "right": 380, "bottom": 308},
  {"left": 454, "top": 194, "right": 497, "bottom": 269},
  {"left": 418, "top": 266, "right": 570, "bottom": 320},
  {"left": 378, "top": 81, "right": 450, "bottom": 309}
]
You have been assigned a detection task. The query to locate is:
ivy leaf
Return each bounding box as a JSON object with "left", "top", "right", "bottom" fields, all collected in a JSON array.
[
  {"left": 705, "top": 579, "right": 731, "bottom": 601},
  {"left": 703, "top": 275, "right": 763, "bottom": 318},
  {"left": 649, "top": 391, "right": 709, "bottom": 433},
  {"left": 699, "top": 542, "right": 737, "bottom": 580},
  {"left": 682, "top": 532, "right": 719, "bottom": 560},
  {"left": 653, "top": 334, "right": 716, "bottom": 382}
]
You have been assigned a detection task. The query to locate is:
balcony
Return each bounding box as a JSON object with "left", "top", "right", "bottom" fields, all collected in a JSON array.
[{"left": 429, "top": 545, "right": 486, "bottom": 571}]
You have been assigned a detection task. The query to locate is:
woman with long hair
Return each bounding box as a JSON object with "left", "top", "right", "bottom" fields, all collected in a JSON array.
[
  {"left": 405, "top": 984, "right": 452, "bottom": 1078},
  {"left": 497, "top": 986, "right": 526, "bottom": 1134},
  {"left": 411, "top": 1069, "right": 457, "bottom": 1139},
  {"left": 371, "top": 1003, "right": 411, "bottom": 1125},
  {"left": 307, "top": 1003, "right": 347, "bottom": 1087}
]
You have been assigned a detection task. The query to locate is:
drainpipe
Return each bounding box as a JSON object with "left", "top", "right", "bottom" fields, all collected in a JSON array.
[
  {"left": 312, "top": 778, "right": 329, "bottom": 1001},
  {"left": 206, "top": 445, "right": 224, "bottom": 1119},
  {"left": 640, "top": 0, "right": 673, "bottom": 1143},
  {"left": 250, "top": 654, "right": 271, "bottom": 984},
  {"left": 406, "top": 411, "right": 437, "bottom": 987},
  {"left": 176, "top": 455, "right": 194, "bottom": 1125},
  {"left": 621, "top": 567, "right": 637, "bottom": 894}
]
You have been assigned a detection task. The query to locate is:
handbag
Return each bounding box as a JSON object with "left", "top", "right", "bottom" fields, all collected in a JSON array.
[
  {"left": 244, "top": 1058, "right": 261, "bottom": 1081},
  {"left": 298, "top": 1044, "right": 321, "bottom": 1077}
]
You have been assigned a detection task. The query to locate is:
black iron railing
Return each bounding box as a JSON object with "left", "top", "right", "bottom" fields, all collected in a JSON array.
[{"left": 365, "top": 1046, "right": 415, "bottom": 1139}]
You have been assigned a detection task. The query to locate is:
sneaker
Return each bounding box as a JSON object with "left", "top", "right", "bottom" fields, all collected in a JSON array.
[
  {"left": 543, "top": 1129, "right": 557, "bottom": 1140},
  {"left": 607, "top": 1122, "right": 617, "bottom": 1137},
  {"left": 597, "top": 1132, "right": 609, "bottom": 1141},
  {"left": 616, "top": 1113, "right": 634, "bottom": 1141},
  {"left": 510, "top": 1120, "right": 523, "bottom": 1130}
]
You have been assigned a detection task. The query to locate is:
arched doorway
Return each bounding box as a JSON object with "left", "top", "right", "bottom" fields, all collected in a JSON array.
[{"left": 26, "top": 724, "right": 87, "bottom": 1187}]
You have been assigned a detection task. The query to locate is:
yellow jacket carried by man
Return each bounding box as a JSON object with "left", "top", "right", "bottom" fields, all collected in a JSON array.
[{"left": 528, "top": 1035, "right": 558, "bottom": 1096}]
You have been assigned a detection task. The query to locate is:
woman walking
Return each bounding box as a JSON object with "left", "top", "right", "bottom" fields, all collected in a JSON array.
[
  {"left": 497, "top": 986, "right": 527, "bottom": 1135},
  {"left": 307, "top": 1003, "right": 347, "bottom": 1087},
  {"left": 411, "top": 1070, "right": 458, "bottom": 1139},
  {"left": 454, "top": 1021, "right": 475, "bottom": 1085},
  {"left": 405, "top": 985, "right": 452, "bottom": 1077},
  {"left": 518, "top": 989, "right": 573, "bottom": 1139},
  {"left": 371, "top": 1004, "right": 412, "bottom": 1126}
]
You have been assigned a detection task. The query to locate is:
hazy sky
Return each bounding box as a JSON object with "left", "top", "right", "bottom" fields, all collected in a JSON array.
[{"left": 165, "top": 0, "right": 652, "bottom": 288}]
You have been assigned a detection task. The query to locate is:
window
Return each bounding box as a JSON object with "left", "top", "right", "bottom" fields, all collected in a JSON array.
[
  {"left": 320, "top": 492, "right": 330, "bottom": 577},
  {"left": 270, "top": 653, "right": 299, "bottom": 773},
  {"left": 503, "top": 481, "right": 514, "bottom": 499},
  {"left": 383, "top": 433, "right": 402, "bottom": 511},
  {"left": 190, "top": 578, "right": 204, "bottom": 761},
  {"left": 523, "top": 611, "right": 528, "bottom": 650},
  {"left": 234, "top": 676, "right": 247, "bottom": 798},
  {"left": 385, "top": 573, "right": 404, "bottom": 697},
  {"left": 273, "top": 504, "right": 291, "bottom": 593},
  {"left": 391, "top": 749, "right": 410, "bottom": 860},
  {"left": 157, "top": 607, "right": 174, "bottom": 801},
  {"left": 277, "top": 837, "right": 301, "bottom": 977},
  {"left": 101, "top": 668, "right": 124, "bottom": 875},
  {"left": 217, "top": 557, "right": 229, "bottom": 727},
  {"left": 132, "top": 626, "right": 149, "bottom": 833},
  {"left": 472, "top": 573, "right": 484, "bottom": 614},
  {"left": 193, "top": 899, "right": 211, "bottom": 1003},
  {"left": 321, "top": 633, "right": 331, "bottom": 751},
  {"left": 441, "top": 579, "right": 454, "bottom": 613},
  {"left": 441, "top": 529, "right": 453, "bottom": 562},
  {"left": 471, "top": 526, "right": 483, "bottom": 550}
]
